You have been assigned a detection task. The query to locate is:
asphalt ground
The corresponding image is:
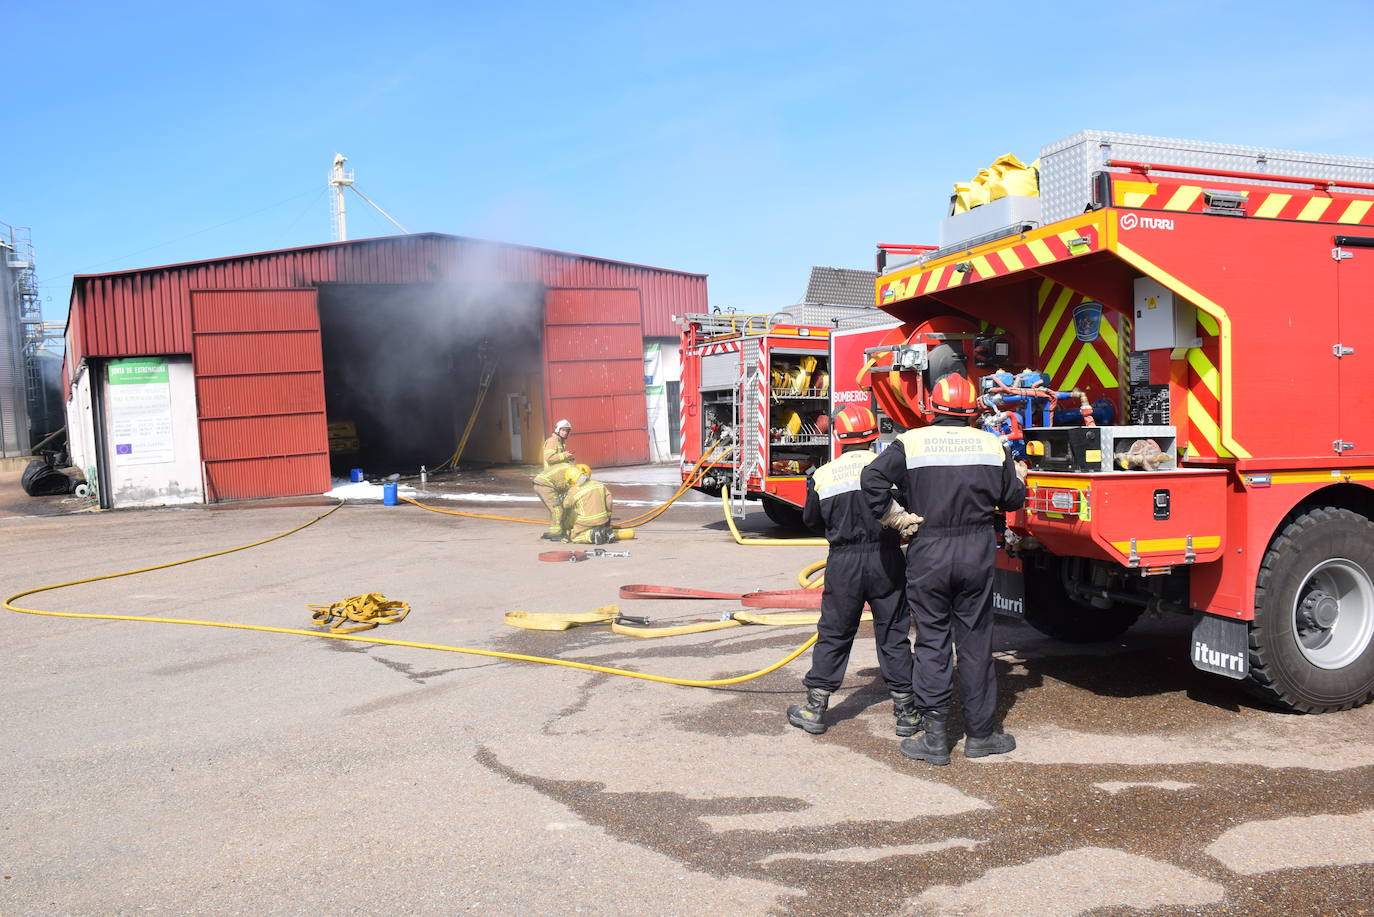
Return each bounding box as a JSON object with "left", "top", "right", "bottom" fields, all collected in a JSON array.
[{"left": 2, "top": 465, "right": 1372, "bottom": 916}]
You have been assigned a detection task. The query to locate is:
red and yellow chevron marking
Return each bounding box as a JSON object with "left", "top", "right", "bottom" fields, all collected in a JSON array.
[
  {"left": 1034, "top": 278, "right": 1126, "bottom": 394},
  {"left": 1184, "top": 310, "right": 1230, "bottom": 459},
  {"left": 1110, "top": 175, "right": 1374, "bottom": 226},
  {"left": 877, "top": 217, "right": 1103, "bottom": 306}
]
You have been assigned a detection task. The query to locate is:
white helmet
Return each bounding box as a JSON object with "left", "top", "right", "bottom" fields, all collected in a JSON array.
[{"left": 555, "top": 419, "right": 572, "bottom": 433}]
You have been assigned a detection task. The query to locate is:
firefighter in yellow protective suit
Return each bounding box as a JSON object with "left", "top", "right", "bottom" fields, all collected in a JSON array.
[
  {"left": 561, "top": 464, "right": 615, "bottom": 545},
  {"left": 542, "top": 419, "right": 574, "bottom": 469},
  {"left": 532, "top": 461, "right": 575, "bottom": 541}
]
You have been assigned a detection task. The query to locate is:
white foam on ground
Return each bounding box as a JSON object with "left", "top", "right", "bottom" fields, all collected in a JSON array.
[{"left": 323, "top": 481, "right": 722, "bottom": 508}]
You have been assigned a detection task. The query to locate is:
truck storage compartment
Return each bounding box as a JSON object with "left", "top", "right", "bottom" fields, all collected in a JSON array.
[
  {"left": 1023, "top": 425, "right": 1177, "bottom": 473},
  {"left": 1019, "top": 468, "right": 1228, "bottom": 569}
]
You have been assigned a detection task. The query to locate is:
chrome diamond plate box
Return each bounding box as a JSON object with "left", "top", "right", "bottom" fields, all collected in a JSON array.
[{"left": 1038, "top": 130, "right": 1374, "bottom": 225}]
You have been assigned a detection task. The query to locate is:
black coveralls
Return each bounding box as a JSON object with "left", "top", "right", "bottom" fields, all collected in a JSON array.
[
  {"left": 801, "top": 448, "right": 913, "bottom": 694},
  {"left": 860, "top": 420, "right": 1025, "bottom": 736}
]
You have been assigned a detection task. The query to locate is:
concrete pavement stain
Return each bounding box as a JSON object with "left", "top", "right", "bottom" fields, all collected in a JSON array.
[{"left": 471, "top": 615, "right": 1374, "bottom": 917}]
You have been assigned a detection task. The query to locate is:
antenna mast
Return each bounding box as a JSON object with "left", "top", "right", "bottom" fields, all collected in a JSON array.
[
  {"left": 328, "top": 153, "right": 410, "bottom": 241},
  {"left": 328, "top": 153, "right": 355, "bottom": 242}
]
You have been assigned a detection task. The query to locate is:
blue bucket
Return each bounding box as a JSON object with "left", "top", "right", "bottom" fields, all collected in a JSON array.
[
  {"left": 350, "top": 468, "right": 365, "bottom": 483},
  {"left": 1072, "top": 301, "right": 1104, "bottom": 343},
  {"left": 383, "top": 482, "right": 398, "bottom": 506}
]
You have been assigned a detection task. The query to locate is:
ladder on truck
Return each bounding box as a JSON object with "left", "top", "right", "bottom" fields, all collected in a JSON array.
[{"left": 728, "top": 341, "right": 764, "bottom": 519}]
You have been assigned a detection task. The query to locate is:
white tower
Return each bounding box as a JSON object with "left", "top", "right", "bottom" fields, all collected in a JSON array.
[{"left": 329, "top": 153, "right": 355, "bottom": 242}]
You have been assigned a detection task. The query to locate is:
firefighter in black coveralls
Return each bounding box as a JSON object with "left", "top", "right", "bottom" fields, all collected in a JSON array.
[
  {"left": 861, "top": 373, "right": 1027, "bottom": 765},
  {"left": 785, "top": 404, "right": 926, "bottom": 737}
]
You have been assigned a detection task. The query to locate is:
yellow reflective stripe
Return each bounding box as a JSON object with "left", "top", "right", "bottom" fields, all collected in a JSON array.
[
  {"left": 1338, "top": 200, "right": 1373, "bottom": 224},
  {"left": 1110, "top": 535, "right": 1221, "bottom": 553},
  {"left": 1298, "top": 197, "right": 1333, "bottom": 221},
  {"left": 1026, "top": 238, "right": 1057, "bottom": 264},
  {"left": 1268, "top": 469, "right": 1374, "bottom": 484},
  {"left": 1036, "top": 277, "right": 1055, "bottom": 310},
  {"left": 1026, "top": 475, "right": 1093, "bottom": 490},
  {"left": 1058, "top": 230, "right": 1091, "bottom": 254},
  {"left": 921, "top": 265, "right": 946, "bottom": 293},
  {"left": 1115, "top": 180, "right": 1158, "bottom": 206},
  {"left": 1043, "top": 327, "right": 1077, "bottom": 383},
  {"left": 971, "top": 255, "right": 996, "bottom": 278},
  {"left": 1254, "top": 193, "right": 1290, "bottom": 218},
  {"left": 1038, "top": 287, "right": 1075, "bottom": 354},
  {"left": 1164, "top": 185, "right": 1203, "bottom": 211},
  {"left": 947, "top": 266, "right": 967, "bottom": 286},
  {"left": 1187, "top": 391, "right": 1233, "bottom": 458},
  {"left": 1098, "top": 315, "right": 1119, "bottom": 352},
  {"left": 1187, "top": 348, "right": 1220, "bottom": 398},
  {"left": 997, "top": 247, "right": 1025, "bottom": 272},
  {"left": 1198, "top": 310, "right": 1220, "bottom": 336},
  {"left": 1060, "top": 345, "right": 1117, "bottom": 391}
]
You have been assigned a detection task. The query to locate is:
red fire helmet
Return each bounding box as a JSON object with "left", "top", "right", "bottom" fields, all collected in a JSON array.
[
  {"left": 930, "top": 373, "right": 978, "bottom": 416},
  {"left": 834, "top": 404, "right": 879, "bottom": 443}
]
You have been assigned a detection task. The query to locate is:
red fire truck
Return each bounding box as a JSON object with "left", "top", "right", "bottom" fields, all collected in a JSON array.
[
  {"left": 677, "top": 305, "right": 891, "bottom": 526},
  {"left": 846, "top": 130, "right": 1374, "bottom": 713}
]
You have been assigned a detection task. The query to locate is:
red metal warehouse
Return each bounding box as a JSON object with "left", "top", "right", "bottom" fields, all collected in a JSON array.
[{"left": 63, "top": 233, "right": 706, "bottom": 508}]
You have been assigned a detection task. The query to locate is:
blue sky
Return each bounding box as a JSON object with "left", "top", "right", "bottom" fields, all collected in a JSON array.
[{"left": 7, "top": 1, "right": 1374, "bottom": 325}]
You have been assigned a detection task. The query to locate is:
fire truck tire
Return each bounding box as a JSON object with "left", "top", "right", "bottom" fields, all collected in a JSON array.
[
  {"left": 761, "top": 498, "right": 807, "bottom": 531},
  {"left": 1246, "top": 507, "right": 1374, "bottom": 714},
  {"left": 1021, "top": 556, "right": 1143, "bottom": 643}
]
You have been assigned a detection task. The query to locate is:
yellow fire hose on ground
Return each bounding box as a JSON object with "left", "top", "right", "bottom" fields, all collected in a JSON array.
[
  {"left": 721, "top": 485, "right": 827, "bottom": 547},
  {"left": 4, "top": 502, "right": 826, "bottom": 689}
]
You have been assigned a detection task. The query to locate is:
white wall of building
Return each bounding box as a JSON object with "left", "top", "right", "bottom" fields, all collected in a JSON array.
[
  {"left": 65, "top": 363, "right": 98, "bottom": 499},
  {"left": 99, "top": 356, "right": 204, "bottom": 508},
  {"left": 644, "top": 339, "right": 682, "bottom": 462}
]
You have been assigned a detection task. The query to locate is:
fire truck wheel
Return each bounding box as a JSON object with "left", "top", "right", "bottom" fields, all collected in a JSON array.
[
  {"left": 1246, "top": 507, "right": 1374, "bottom": 714},
  {"left": 1021, "top": 556, "right": 1143, "bottom": 643},
  {"left": 761, "top": 498, "right": 807, "bottom": 530}
]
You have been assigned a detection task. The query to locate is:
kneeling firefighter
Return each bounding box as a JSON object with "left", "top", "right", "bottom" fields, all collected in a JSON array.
[
  {"left": 561, "top": 464, "right": 616, "bottom": 544},
  {"left": 786, "top": 404, "right": 926, "bottom": 737},
  {"left": 532, "top": 461, "right": 575, "bottom": 541}
]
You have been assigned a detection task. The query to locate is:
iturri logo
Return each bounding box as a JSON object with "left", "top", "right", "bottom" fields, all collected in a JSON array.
[{"left": 1119, "top": 212, "right": 1175, "bottom": 231}]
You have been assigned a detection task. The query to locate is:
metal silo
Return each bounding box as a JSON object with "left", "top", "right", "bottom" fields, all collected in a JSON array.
[{"left": 0, "top": 227, "right": 33, "bottom": 456}]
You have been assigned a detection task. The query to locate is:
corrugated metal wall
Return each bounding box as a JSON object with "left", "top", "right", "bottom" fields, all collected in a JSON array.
[
  {"left": 68, "top": 234, "right": 704, "bottom": 360},
  {"left": 191, "top": 290, "right": 331, "bottom": 500},
  {"left": 544, "top": 289, "right": 650, "bottom": 467}
]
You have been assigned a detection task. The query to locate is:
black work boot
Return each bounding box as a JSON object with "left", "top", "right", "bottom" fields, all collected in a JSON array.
[
  {"left": 964, "top": 730, "right": 1017, "bottom": 758},
  {"left": 899, "top": 710, "right": 950, "bottom": 766},
  {"left": 786, "top": 688, "right": 831, "bottom": 735},
  {"left": 890, "top": 691, "right": 924, "bottom": 738}
]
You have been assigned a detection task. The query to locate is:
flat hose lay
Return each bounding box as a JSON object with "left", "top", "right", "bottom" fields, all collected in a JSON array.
[
  {"left": 5, "top": 503, "right": 825, "bottom": 689},
  {"left": 617, "top": 584, "right": 824, "bottom": 609}
]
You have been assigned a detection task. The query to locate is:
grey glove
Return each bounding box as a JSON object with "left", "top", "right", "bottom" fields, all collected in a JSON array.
[
  {"left": 892, "top": 512, "right": 924, "bottom": 538},
  {"left": 879, "top": 500, "right": 923, "bottom": 538}
]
